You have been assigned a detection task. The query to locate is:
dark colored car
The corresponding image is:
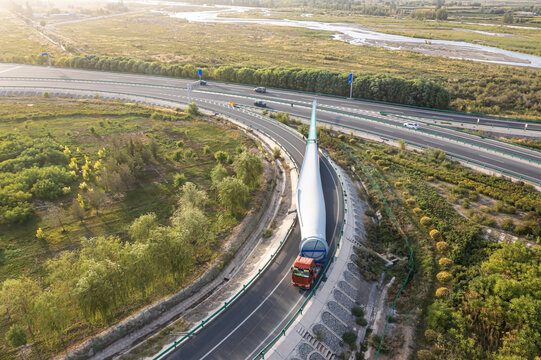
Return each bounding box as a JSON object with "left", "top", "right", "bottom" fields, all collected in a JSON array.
[
  {"left": 254, "top": 100, "right": 267, "bottom": 108},
  {"left": 199, "top": 80, "right": 207, "bottom": 85},
  {"left": 254, "top": 87, "right": 266, "bottom": 93}
]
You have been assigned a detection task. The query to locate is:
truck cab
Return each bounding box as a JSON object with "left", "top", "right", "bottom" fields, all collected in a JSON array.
[{"left": 291, "top": 256, "right": 318, "bottom": 289}]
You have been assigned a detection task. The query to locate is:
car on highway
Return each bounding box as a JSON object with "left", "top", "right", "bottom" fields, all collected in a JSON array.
[
  {"left": 254, "top": 87, "right": 266, "bottom": 93},
  {"left": 199, "top": 80, "right": 207, "bottom": 85},
  {"left": 403, "top": 122, "right": 420, "bottom": 130},
  {"left": 254, "top": 100, "right": 267, "bottom": 108}
]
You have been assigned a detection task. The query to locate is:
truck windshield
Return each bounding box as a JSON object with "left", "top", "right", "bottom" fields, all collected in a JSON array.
[{"left": 292, "top": 267, "right": 310, "bottom": 278}]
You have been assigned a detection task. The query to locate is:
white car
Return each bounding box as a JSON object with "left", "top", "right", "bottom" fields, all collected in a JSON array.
[{"left": 403, "top": 122, "right": 420, "bottom": 130}]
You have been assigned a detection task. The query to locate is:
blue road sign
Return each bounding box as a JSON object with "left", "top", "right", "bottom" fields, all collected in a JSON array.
[
  {"left": 197, "top": 69, "right": 203, "bottom": 77},
  {"left": 348, "top": 73, "right": 353, "bottom": 85}
]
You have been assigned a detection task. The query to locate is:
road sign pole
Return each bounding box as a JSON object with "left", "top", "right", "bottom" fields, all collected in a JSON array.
[
  {"left": 48, "top": 53, "right": 51, "bottom": 67},
  {"left": 348, "top": 72, "right": 353, "bottom": 99},
  {"left": 187, "top": 84, "right": 191, "bottom": 103}
]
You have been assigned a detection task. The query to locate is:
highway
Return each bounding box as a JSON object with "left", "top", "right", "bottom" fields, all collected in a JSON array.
[
  {"left": 0, "top": 64, "right": 539, "bottom": 185},
  {"left": 0, "top": 64, "right": 540, "bottom": 359}
]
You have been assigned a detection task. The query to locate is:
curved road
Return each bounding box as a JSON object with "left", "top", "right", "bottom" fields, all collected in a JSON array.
[
  {"left": 0, "top": 64, "right": 540, "bottom": 359},
  {"left": 1, "top": 64, "right": 540, "bottom": 186}
]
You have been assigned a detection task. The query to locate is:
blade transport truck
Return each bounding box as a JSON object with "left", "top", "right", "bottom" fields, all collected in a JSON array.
[{"left": 291, "top": 100, "right": 328, "bottom": 289}]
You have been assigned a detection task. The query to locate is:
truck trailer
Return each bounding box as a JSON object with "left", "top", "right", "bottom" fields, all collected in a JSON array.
[{"left": 291, "top": 100, "right": 328, "bottom": 289}]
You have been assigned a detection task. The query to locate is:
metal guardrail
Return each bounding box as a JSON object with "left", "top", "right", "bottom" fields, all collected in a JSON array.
[
  {"left": 340, "top": 144, "right": 414, "bottom": 360},
  {"left": 7, "top": 64, "right": 541, "bottom": 124},
  {"left": 382, "top": 111, "right": 541, "bottom": 132},
  {"left": 233, "top": 101, "right": 541, "bottom": 168},
  {"left": 4, "top": 83, "right": 540, "bottom": 167},
  {"left": 384, "top": 112, "right": 541, "bottom": 153},
  {"left": 152, "top": 217, "right": 298, "bottom": 360},
  {"left": 252, "top": 150, "right": 347, "bottom": 360}
]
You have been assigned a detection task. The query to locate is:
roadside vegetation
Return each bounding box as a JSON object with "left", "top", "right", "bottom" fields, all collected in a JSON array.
[
  {"left": 284, "top": 112, "right": 540, "bottom": 358},
  {"left": 0, "top": 98, "right": 266, "bottom": 359}
]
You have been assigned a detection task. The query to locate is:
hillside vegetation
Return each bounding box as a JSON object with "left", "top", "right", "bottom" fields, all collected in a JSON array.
[
  {"left": 285, "top": 111, "right": 541, "bottom": 358},
  {"left": 0, "top": 98, "right": 266, "bottom": 359}
]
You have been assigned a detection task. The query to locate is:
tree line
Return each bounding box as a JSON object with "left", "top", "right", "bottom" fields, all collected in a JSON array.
[
  {"left": 1, "top": 148, "right": 263, "bottom": 353},
  {"left": 52, "top": 55, "right": 451, "bottom": 109}
]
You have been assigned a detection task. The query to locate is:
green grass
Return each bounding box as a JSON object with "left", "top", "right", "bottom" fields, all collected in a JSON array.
[{"left": 0, "top": 98, "right": 254, "bottom": 284}]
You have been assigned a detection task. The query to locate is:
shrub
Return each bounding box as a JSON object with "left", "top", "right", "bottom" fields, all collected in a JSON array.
[
  {"left": 176, "top": 140, "right": 184, "bottom": 148},
  {"left": 436, "top": 241, "right": 448, "bottom": 252},
  {"left": 356, "top": 317, "right": 368, "bottom": 326},
  {"left": 173, "top": 173, "right": 186, "bottom": 188},
  {"left": 424, "top": 329, "right": 438, "bottom": 344},
  {"left": 352, "top": 307, "right": 364, "bottom": 317},
  {"left": 417, "top": 349, "right": 434, "bottom": 360},
  {"left": 183, "top": 148, "right": 195, "bottom": 160},
  {"left": 214, "top": 151, "right": 229, "bottom": 163},
  {"left": 42, "top": 91, "right": 50, "bottom": 98},
  {"left": 438, "top": 257, "right": 452, "bottom": 267},
  {"left": 406, "top": 198, "right": 415, "bottom": 206},
  {"left": 5, "top": 325, "right": 27, "bottom": 348},
  {"left": 435, "top": 287, "right": 450, "bottom": 297},
  {"left": 273, "top": 147, "right": 281, "bottom": 159},
  {"left": 402, "top": 191, "right": 409, "bottom": 197},
  {"left": 349, "top": 138, "right": 356, "bottom": 144},
  {"left": 337, "top": 134, "right": 345, "bottom": 140},
  {"left": 203, "top": 145, "right": 210, "bottom": 155},
  {"left": 398, "top": 139, "right": 405, "bottom": 150},
  {"left": 413, "top": 207, "right": 423, "bottom": 215},
  {"left": 429, "top": 229, "right": 441, "bottom": 240},
  {"left": 187, "top": 102, "right": 199, "bottom": 116},
  {"left": 173, "top": 149, "right": 183, "bottom": 161},
  {"left": 262, "top": 227, "right": 273, "bottom": 238},
  {"left": 342, "top": 331, "right": 357, "bottom": 348},
  {"left": 501, "top": 218, "right": 515, "bottom": 232},
  {"left": 436, "top": 271, "right": 452, "bottom": 283},
  {"left": 420, "top": 216, "right": 432, "bottom": 226},
  {"left": 394, "top": 181, "right": 403, "bottom": 188}
]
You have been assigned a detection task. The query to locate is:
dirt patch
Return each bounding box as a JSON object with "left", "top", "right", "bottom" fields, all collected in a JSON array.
[{"left": 365, "top": 39, "right": 531, "bottom": 64}]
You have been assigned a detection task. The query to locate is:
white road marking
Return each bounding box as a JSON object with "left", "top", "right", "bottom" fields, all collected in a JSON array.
[
  {"left": 245, "top": 295, "right": 305, "bottom": 359},
  {"left": 199, "top": 270, "right": 292, "bottom": 360},
  {"left": 0, "top": 66, "right": 21, "bottom": 74},
  {"left": 477, "top": 154, "right": 505, "bottom": 163}
]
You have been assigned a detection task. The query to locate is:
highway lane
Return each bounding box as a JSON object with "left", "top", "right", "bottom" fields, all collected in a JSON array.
[
  {"left": 2, "top": 75, "right": 539, "bottom": 184},
  {"left": 1, "top": 63, "right": 540, "bottom": 130},
  {"left": 152, "top": 100, "right": 344, "bottom": 359},
  {"left": 163, "top": 154, "right": 342, "bottom": 360}
]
